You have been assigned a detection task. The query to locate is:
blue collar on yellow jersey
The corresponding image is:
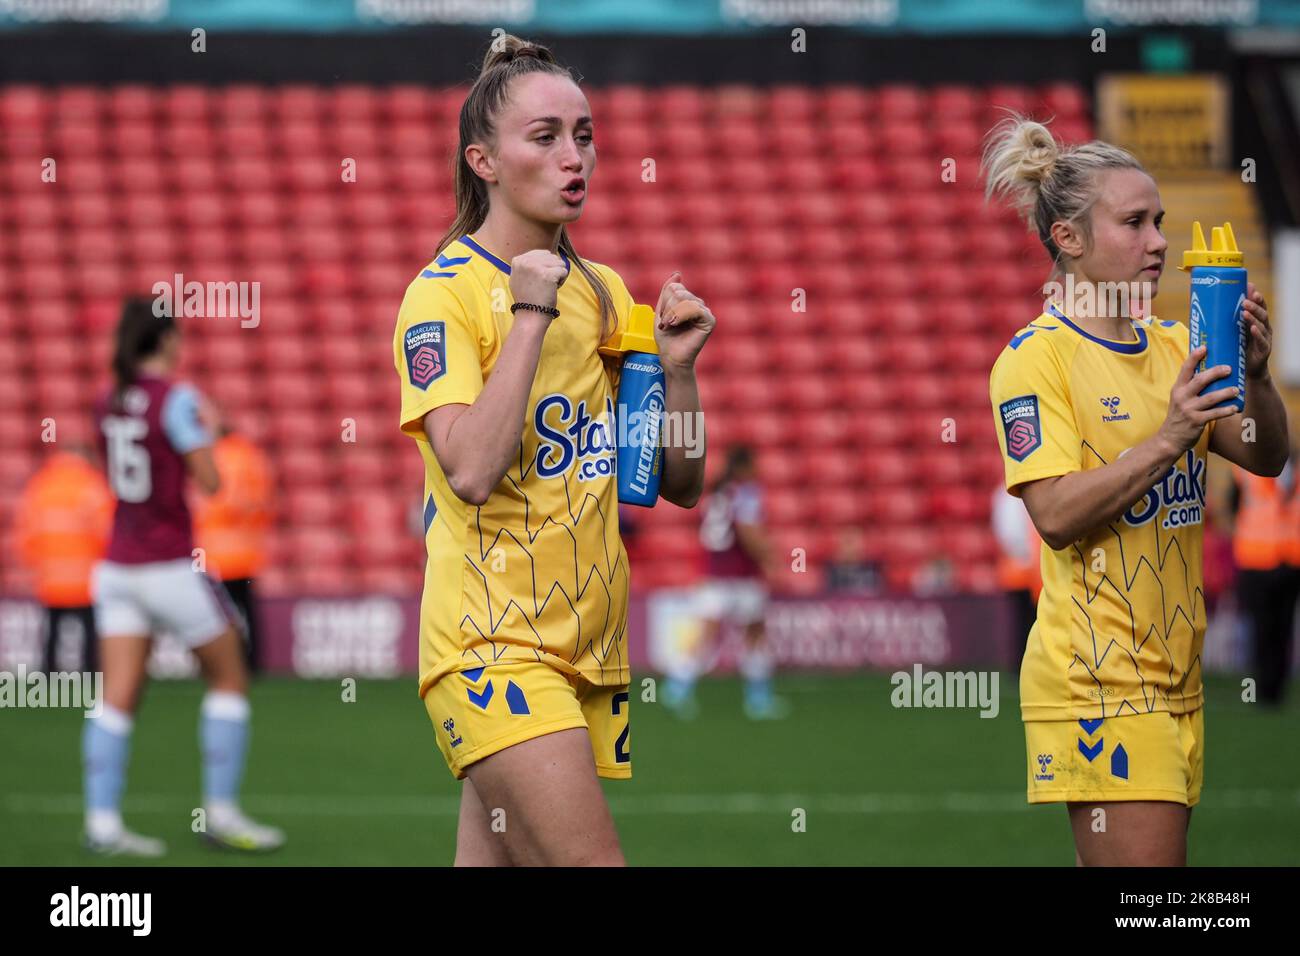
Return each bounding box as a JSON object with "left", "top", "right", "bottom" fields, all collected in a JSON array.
[
  {"left": 460, "top": 234, "right": 572, "bottom": 278},
  {"left": 1047, "top": 303, "right": 1148, "bottom": 355}
]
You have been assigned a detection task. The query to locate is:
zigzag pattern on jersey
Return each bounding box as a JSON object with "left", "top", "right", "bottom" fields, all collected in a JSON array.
[
  {"left": 1068, "top": 440, "right": 1206, "bottom": 716},
  {"left": 456, "top": 435, "right": 627, "bottom": 673}
]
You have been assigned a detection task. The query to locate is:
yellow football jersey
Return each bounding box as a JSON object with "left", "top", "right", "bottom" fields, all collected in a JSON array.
[
  {"left": 394, "top": 234, "right": 634, "bottom": 698},
  {"left": 989, "top": 305, "right": 1216, "bottom": 721}
]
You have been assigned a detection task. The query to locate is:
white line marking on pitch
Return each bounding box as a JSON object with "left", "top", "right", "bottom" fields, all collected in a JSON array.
[{"left": 5, "top": 789, "right": 1299, "bottom": 817}]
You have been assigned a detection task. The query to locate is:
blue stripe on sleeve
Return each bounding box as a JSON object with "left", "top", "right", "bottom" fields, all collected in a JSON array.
[{"left": 161, "top": 384, "right": 213, "bottom": 454}]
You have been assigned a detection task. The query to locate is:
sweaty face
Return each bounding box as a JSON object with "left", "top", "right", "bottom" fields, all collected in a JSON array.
[
  {"left": 1077, "top": 168, "right": 1169, "bottom": 300},
  {"left": 480, "top": 72, "right": 595, "bottom": 226}
]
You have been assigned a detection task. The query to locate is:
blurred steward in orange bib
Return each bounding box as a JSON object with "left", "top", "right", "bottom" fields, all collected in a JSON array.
[
  {"left": 1229, "top": 452, "right": 1300, "bottom": 706},
  {"left": 17, "top": 443, "right": 114, "bottom": 674},
  {"left": 195, "top": 427, "right": 274, "bottom": 673}
]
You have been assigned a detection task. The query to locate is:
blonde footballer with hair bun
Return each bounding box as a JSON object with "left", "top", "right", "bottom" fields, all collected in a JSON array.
[
  {"left": 983, "top": 114, "right": 1288, "bottom": 866},
  {"left": 983, "top": 113, "right": 1147, "bottom": 274}
]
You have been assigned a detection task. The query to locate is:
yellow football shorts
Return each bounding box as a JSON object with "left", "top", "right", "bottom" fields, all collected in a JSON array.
[
  {"left": 422, "top": 660, "right": 632, "bottom": 781},
  {"left": 1025, "top": 708, "right": 1203, "bottom": 806}
]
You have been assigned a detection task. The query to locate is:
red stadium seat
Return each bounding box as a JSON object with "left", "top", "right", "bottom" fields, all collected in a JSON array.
[
  {"left": 54, "top": 126, "right": 109, "bottom": 158},
  {"left": 161, "top": 122, "right": 217, "bottom": 158},
  {"left": 1041, "top": 82, "right": 1089, "bottom": 119},
  {"left": 811, "top": 488, "right": 867, "bottom": 525},
  {"left": 983, "top": 84, "right": 1034, "bottom": 117},
  {"left": 930, "top": 85, "right": 982, "bottom": 121},
  {"left": 821, "top": 85, "right": 872, "bottom": 120},
  {"left": 286, "top": 488, "right": 342, "bottom": 526},
  {"left": 0, "top": 85, "right": 48, "bottom": 128},
  {"left": 880, "top": 121, "right": 930, "bottom": 157},
  {"left": 826, "top": 121, "right": 874, "bottom": 158},
  {"left": 385, "top": 85, "right": 434, "bottom": 121},
  {"left": 861, "top": 449, "right": 914, "bottom": 487},
  {"left": 875, "top": 84, "right": 926, "bottom": 120},
  {"left": 755, "top": 452, "right": 802, "bottom": 489},
  {"left": 107, "top": 85, "right": 155, "bottom": 121},
  {"left": 17, "top": 228, "right": 62, "bottom": 263},
  {"left": 105, "top": 120, "right": 155, "bottom": 155},
  {"left": 775, "top": 378, "right": 837, "bottom": 412},
  {"left": 161, "top": 85, "right": 210, "bottom": 119},
  {"left": 331, "top": 85, "right": 379, "bottom": 120}
]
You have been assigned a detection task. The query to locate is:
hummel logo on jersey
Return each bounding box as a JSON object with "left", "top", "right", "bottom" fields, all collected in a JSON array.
[
  {"left": 1100, "top": 395, "right": 1131, "bottom": 422},
  {"left": 441, "top": 717, "right": 463, "bottom": 748}
]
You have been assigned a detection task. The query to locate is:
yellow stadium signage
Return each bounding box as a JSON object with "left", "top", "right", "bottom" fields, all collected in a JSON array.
[{"left": 1097, "top": 74, "right": 1229, "bottom": 172}]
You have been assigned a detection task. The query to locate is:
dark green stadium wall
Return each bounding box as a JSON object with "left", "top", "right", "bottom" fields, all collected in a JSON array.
[{"left": 0, "top": 27, "right": 1233, "bottom": 87}]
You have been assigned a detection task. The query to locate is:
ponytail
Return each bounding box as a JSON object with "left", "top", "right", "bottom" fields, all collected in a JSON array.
[{"left": 112, "top": 298, "right": 175, "bottom": 407}]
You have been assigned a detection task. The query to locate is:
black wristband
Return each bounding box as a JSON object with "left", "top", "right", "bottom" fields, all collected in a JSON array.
[{"left": 510, "top": 302, "right": 560, "bottom": 318}]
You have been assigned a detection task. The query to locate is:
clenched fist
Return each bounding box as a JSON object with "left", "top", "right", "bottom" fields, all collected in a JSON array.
[{"left": 509, "top": 250, "right": 567, "bottom": 314}]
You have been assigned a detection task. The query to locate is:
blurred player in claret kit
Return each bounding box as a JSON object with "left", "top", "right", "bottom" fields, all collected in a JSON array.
[
  {"left": 393, "top": 36, "right": 714, "bottom": 866},
  {"left": 664, "top": 445, "right": 787, "bottom": 721},
  {"left": 83, "top": 299, "right": 285, "bottom": 857},
  {"left": 983, "top": 116, "right": 1289, "bottom": 866}
]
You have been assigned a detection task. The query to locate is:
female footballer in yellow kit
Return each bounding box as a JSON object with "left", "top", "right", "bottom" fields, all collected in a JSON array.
[
  {"left": 393, "top": 36, "right": 713, "bottom": 866},
  {"left": 982, "top": 116, "right": 1289, "bottom": 865}
]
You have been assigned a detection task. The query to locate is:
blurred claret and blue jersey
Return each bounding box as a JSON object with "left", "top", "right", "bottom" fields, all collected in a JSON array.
[
  {"left": 699, "top": 481, "right": 764, "bottom": 580},
  {"left": 94, "top": 377, "right": 213, "bottom": 565}
]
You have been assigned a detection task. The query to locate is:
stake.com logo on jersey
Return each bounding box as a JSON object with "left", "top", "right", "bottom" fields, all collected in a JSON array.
[
  {"left": 1121, "top": 448, "right": 1206, "bottom": 531},
  {"left": 533, "top": 393, "right": 617, "bottom": 482}
]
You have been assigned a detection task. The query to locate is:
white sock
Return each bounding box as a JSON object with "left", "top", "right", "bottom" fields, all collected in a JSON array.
[
  {"left": 207, "top": 799, "right": 240, "bottom": 827},
  {"left": 86, "top": 808, "right": 123, "bottom": 841},
  {"left": 740, "top": 645, "right": 773, "bottom": 682}
]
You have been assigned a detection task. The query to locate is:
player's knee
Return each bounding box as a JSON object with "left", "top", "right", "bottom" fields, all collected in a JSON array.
[
  {"left": 207, "top": 675, "right": 247, "bottom": 696},
  {"left": 203, "top": 665, "right": 247, "bottom": 696},
  {"left": 103, "top": 688, "right": 141, "bottom": 716},
  {"left": 102, "top": 674, "right": 147, "bottom": 714},
  {"left": 200, "top": 630, "right": 249, "bottom": 693}
]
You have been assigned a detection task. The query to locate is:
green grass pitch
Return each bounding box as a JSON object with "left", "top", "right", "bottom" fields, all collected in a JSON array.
[{"left": 2, "top": 673, "right": 1296, "bottom": 866}]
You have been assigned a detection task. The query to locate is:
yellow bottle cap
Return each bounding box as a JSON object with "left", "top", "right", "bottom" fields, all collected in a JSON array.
[
  {"left": 1179, "top": 220, "right": 1245, "bottom": 270},
  {"left": 598, "top": 303, "right": 659, "bottom": 356}
]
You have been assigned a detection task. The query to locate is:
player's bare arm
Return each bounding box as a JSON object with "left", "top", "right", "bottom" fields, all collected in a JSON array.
[
  {"left": 183, "top": 447, "right": 221, "bottom": 495},
  {"left": 735, "top": 523, "right": 771, "bottom": 572},
  {"left": 654, "top": 270, "right": 713, "bottom": 508},
  {"left": 1207, "top": 282, "right": 1290, "bottom": 477},
  {"left": 422, "top": 250, "right": 565, "bottom": 505}
]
